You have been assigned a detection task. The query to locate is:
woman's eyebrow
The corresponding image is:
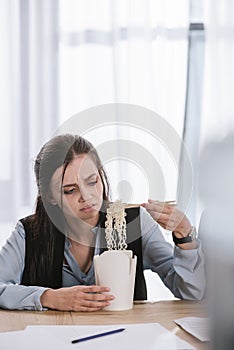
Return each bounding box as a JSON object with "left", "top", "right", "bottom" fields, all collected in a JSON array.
[
  {"left": 62, "top": 173, "right": 97, "bottom": 188},
  {"left": 84, "top": 173, "right": 97, "bottom": 181},
  {"left": 62, "top": 183, "right": 78, "bottom": 188}
]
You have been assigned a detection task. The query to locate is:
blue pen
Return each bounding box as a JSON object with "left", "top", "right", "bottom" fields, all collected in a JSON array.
[{"left": 71, "top": 328, "right": 125, "bottom": 344}]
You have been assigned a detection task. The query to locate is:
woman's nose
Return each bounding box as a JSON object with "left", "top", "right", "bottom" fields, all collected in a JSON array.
[{"left": 78, "top": 187, "right": 91, "bottom": 202}]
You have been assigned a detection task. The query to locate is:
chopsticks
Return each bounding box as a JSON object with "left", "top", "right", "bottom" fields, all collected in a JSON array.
[{"left": 124, "top": 200, "right": 176, "bottom": 208}]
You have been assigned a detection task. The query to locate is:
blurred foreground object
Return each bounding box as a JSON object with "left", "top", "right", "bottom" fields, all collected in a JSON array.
[{"left": 199, "top": 133, "right": 234, "bottom": 349}]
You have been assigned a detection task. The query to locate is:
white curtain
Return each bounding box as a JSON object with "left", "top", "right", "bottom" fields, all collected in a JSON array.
[
  {"left": 59, "top": 0, "right": 190, "bottom": 211},
  {"left": 201, "top": 0, "right": 234, "bottom": 143},
  {"left": 59, "top": 0, "right": 189, "bottom": 134},
  {"left": 196, "top": 0, "right": 234, "bottom": 218},
  {"left": 0, "top": 0, "right": 59, "bottom": 226}
]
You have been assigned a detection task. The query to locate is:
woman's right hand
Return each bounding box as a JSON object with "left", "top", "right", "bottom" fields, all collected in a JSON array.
[{"left": 40, "top": 285, "right": 115, "bottom": 311}]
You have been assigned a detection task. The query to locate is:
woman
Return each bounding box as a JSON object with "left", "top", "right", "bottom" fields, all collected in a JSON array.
[{"left": 0, "top": 134, "right": 205, "bottom": 311}]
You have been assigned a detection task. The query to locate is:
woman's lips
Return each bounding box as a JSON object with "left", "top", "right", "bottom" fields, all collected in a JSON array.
[{"left": 80, "top": 204, "right": 95, "bottom": 212}]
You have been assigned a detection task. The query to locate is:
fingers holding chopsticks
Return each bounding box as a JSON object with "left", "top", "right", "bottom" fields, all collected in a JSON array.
[{"left": 142, "top": 199, "right": 192, "bottom": 235}]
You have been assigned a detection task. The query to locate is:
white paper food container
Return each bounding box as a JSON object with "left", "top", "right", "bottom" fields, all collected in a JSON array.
[{"left": 94, "top": 250, "right": 137, "bottom": 311}]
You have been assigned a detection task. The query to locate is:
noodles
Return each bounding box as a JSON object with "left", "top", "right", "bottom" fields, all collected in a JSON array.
[{"left": 105, "top": 200, "right": 127, "bottom": 250}]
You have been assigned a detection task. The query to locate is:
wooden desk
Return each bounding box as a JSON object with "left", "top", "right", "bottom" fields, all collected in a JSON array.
[{"left": 0, "top": 300, "right": 208, "bottom": 349}]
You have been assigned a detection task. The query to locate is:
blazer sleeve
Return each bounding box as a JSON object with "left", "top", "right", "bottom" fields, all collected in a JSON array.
[{"left": 0, "top": 221, "right": 48, "bottom": 310}]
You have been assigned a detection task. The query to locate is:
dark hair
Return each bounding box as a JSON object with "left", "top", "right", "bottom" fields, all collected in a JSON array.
[
  {"left": 33, "top": 134, "right": 110, "bottom": 231},
  {"left": 24, "top": 134, "right": 110, "bottom": 283}
]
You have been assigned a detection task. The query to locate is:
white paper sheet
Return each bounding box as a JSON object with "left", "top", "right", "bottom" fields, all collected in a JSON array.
[
  {"left": 0, "top": 323, "right": 195, "bottom": 350},
  {"left": 174, "top": 317, "right": 210, "bottom": 342}
]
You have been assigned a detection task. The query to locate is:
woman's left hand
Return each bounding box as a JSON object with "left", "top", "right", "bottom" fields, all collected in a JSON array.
[{"left": 142, "top": 199, "right": 192, "bottom": 238}]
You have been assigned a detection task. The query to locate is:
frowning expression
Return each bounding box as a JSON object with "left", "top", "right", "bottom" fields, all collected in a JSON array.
[{"left": 49, "top": 154, "right": 104, "bottom": 226}]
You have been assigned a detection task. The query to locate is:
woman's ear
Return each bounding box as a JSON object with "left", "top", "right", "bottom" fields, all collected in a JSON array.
[{"left": 46, "top": 191, "right": 57, "bottom": 205}]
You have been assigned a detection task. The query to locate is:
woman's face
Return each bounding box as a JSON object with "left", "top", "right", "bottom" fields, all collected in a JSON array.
[{"left": 49, "top": 154, "right": 104, "bottom": 226}]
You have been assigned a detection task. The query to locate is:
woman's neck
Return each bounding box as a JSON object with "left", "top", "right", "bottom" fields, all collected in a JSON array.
[
  {"left": 65, "top": 216, "right": 98, "bottom": 246},
  {"left": 68, "top": 238, "right": 95, "bottom": 273}
]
